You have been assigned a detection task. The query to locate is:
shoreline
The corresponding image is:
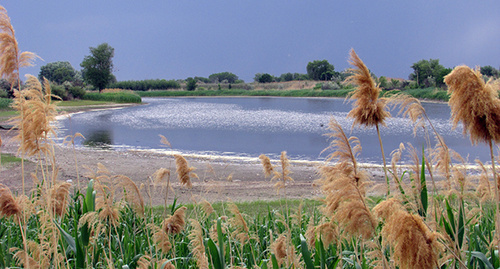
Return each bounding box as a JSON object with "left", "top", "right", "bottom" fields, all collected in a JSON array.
[{"left": 0, "top": 124, "right": 388, "bottom": 205}]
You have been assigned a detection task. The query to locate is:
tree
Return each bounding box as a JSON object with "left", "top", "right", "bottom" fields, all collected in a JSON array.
[
  {"left": 409, "top": 59, "right": 450, "bottom": 88},
  {"left": 480, "top": 65, "right": 499, "bottom": 78},
  {"left": 186, "top": 77, "right": 197, "bottom": 91},
  {"left": 280, "top": 72, "right": 294, "bottom": 82},
  {"left": 378, "top": 76, "right": 388, "bottom": 89},
  {"left": 208, "top": 72, "right": 239, "bottom": 84},
  {"left": 256, "top": 73, "right": 273, "bottom": 83},
  {"left": 80, "top": 43, "right": 115, "bottom": 92},
  {"left": 307, "top": 60, "right": 334, "bottom": 81},
  {"left": 38, "top": 61, "right": 78, "bottom": 84}
]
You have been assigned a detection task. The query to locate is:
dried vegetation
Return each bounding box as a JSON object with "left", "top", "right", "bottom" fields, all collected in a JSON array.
[{"left": 0, "top": 5, "right": 499, "bottom": 268}]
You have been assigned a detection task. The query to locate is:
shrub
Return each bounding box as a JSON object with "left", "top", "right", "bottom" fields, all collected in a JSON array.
[
  {"left": 0, "top": 89, "right": 7, "bottom": 98},
  {"left": 0, "top": 97, "right": 12, "bottom": 109},
  {"left": 68, "top": 86, "right": 86, "bottom": 99},
  {"left": 186, "top": 78, "right": 197, "bottom": 91},
  {"left": 51, "top": 83, "right": 68, "bottom": 100}
]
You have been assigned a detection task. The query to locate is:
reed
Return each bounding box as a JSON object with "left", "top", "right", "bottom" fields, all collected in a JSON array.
[
  {"left": 346, "top": 49, "right": 391, "bottom": 195},
  {"left": 445, "top": 65, "right": 500, "bottom": 253},
  {"left": 1, "top": 4, "right": 500, "bottom": 267}
]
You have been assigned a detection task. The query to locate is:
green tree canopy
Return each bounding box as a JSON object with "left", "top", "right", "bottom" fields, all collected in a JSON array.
[
  {"left": 307, "top": 60, "right": 334, "bottom": 81},
  {"left": 255, "top": 73, "right": 274, "bottom": 83},
  {"left": 208, "top": 72, "right": 239, "bottom": 83},
  {"left": 80, "top": 43, "right": 115, "bottom": 92},
  {"left": 409, "top": 59, "right": 451, "bottom": 87},
  {"left": 186, "top": 77, "right": 197, "bottom": 91},
  {"left": 38, "top": 61, "right": 77, "bottom": 84},
  {"left": 480, "top": 65, "right": 499, "bottom": 78}
]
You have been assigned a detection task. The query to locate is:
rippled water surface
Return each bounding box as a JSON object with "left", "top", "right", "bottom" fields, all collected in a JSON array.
[{"left": 57, "top": 97, "right": 490, "bottom": 163}]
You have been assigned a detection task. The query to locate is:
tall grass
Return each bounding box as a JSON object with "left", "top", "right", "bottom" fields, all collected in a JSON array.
[
  {"left": 82, "top": 91, "right": 142, "bottom": 103},
  {"left": 0, "top": 5, "right": 499, "bottom": 268}
]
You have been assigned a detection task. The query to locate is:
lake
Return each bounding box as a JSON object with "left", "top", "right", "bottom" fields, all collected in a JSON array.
[{"left": 56, "top": 97, "right": 491, "bottom": 164}]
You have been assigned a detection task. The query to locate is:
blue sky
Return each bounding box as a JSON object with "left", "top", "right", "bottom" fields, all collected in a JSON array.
[{"left": 4, "top": 1, "right": 500, "bottom": 82}]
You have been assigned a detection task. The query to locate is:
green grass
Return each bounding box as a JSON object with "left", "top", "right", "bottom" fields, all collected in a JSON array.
[
  {"left": 155, "top": 198, "right": 322, "bottom": 219},
  {"left": 55, "top": 100, "right": 112, "bottom": 107},
  {"left": 400, "top": 87, "right": 450, "bottom": 101},
  {"left": 138, "top": 88, "right": 355, "bottom": 98},
  {"left": 0, "top": 153, "right": 23, "bottom": 165},
  {"left": 0, "top": 110, "right": 17, "bottom": 117},
  {"left": 82, "top": 91, "right": 142, "bottom": 103},
  {"left": 0, "top": 98, "right": 13, "bottom": 109},
  {"left": 137, "top": 87, "right": 456, "bottom": 102}
]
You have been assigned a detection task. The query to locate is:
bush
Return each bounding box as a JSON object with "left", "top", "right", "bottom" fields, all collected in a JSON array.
[
  {"left": 68, "top": 86, "right": 86, "bottom": 99},
  {"left": 51, "top": 84, "right": 68, "bottom": 100},
  {"left": 0, "top": 97, "right": 12, "bottom": 109},
  {"left": 186, "top": 78, "right": 197, "bottom": 91},
  {"left": 0, "top": 89, "right": 8, "bottom": 98}
]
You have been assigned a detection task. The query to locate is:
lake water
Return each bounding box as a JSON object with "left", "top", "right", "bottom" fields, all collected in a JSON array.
[{"left": 56, "top": 97, "right": 491, "bottom": 164}]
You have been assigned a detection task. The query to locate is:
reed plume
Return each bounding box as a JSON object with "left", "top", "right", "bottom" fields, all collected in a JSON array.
[
  {"left": 147, "top": 223, "right": 172, "bottom": 254},
  {"left": 270, "top": 232, "right": 302, "bottom": 268},
  {"left": 318, "top": 118, "right": 376, "bottom": 239},
  {"left": 174, "top": 154, "right": 197, "bottom": 188},
  {"left": 0, "top": 5, "right": 38, "bottom": 85},
  {"left": 373, "top": 198, "right": 441, "bottom": 269},
  {"left": 445, "top": 66, "right": 500, "bottom": 145},
  {"left": 346, "top": 48, "right": 391, "bottom": 194},
  {"left": 189, "top": 219, "right": 209, "bottom": 269},
  {"left": 49, "top": 181, "right": 71, "bottom": 217},
  {"left": 159, "top": 134, "right": 171, "bottom": 148},
  {"left": 228, "top": 203, "right": 250, "bottom": 246},
  {"left": 476, "top": 160, "right": 494, "bottom": 203},
  {"left": 0, "top": 185, "right": 21, "bottom": 217},
  {"left": 94, "top": 179, "right": 121, "bottom": 227},
  {"left": 305, "top": 217, "right": 337, "bottom": 249},
  {"left": 162, "top": 206, "right": 187, "bottom": 234},
  {"left": 445, "top": 65, "right": 500, "bottom": 251},
  {"left": 115, "top": 175, "right": 144, "bottom": 216},
  {"left": 11, "top": 76, "right": 58, "bottom": 157},
  {"left": 259, "top": 154, "right": 274, "bottom": 178},
  {"left": 271, "top": 151, "right": 293, "bottom": 193}
]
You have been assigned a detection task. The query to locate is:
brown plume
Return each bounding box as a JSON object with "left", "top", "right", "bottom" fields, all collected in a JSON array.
[
  {"left": 346, "top": 48, "right": 390, "bottom": 128},
  {"left": 374, "top": 198, "right": 441, "bottom": 269},
  {"left": 50, "top": 182, "right": 71, "bottom": 217},
  {"left": 162, "top": 206, "right": 187, "bottom": 234},
  {"left": 259, "top": 154, "right": 274, "bottom": 178},
  {"left": 0, "top": 185, "right": 21, "bottom": 217},
  {"left": 317, "top": 119, "right": 376, "bottom": 239},
  {"left": 445, "top": 66, "right": 500, "bottom": 144},
  {"left": 174, "top": 155, "right": 197, "bottom": 188},
  {"left": 0, "top": 5, "right": 38, "bottom": 84}
]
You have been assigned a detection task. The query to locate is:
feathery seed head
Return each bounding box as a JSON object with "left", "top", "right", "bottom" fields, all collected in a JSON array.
[
  {"left": 162, "top": 206, "right": 187, "bottom": 234},
  {"left": 0, "top": 6, "right": 39, "bottom": 84},
  {"left": 174, "top": 154, "right": 196, "bottom": 188},
  {"left": 259, "top": 154, "right": 274, "bottom": 178},
  {"left": 50, "top": 182, "right": 71, "bottom": 217},
  {"left": 375, "top": 199, "right": 441, "bottom": 269},
  {"left": 189, "top": 219, "right": 209, "bottom": 269},
  {"left": 347, "top": 49, "right": 390, "bottom": 128},
  {"left": 0, "top": 185, "right": 21, "bottom": 217},
  {"left": 445, "top": 65, "right": 500, "bottom": 144}
]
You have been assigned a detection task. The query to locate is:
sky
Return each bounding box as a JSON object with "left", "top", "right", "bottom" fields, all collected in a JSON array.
[{"left": 4, "top": 1, "right": 500, "bottom": 83}]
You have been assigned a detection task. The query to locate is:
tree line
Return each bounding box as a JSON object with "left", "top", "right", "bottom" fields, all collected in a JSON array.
[{"left": 1, "top": 42, "right": 498, "bottom": 99}]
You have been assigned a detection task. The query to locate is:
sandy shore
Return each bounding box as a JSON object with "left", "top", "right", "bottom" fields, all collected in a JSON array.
[{"left": 0, "top": 104, "right": 387, "bottom": 205}]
